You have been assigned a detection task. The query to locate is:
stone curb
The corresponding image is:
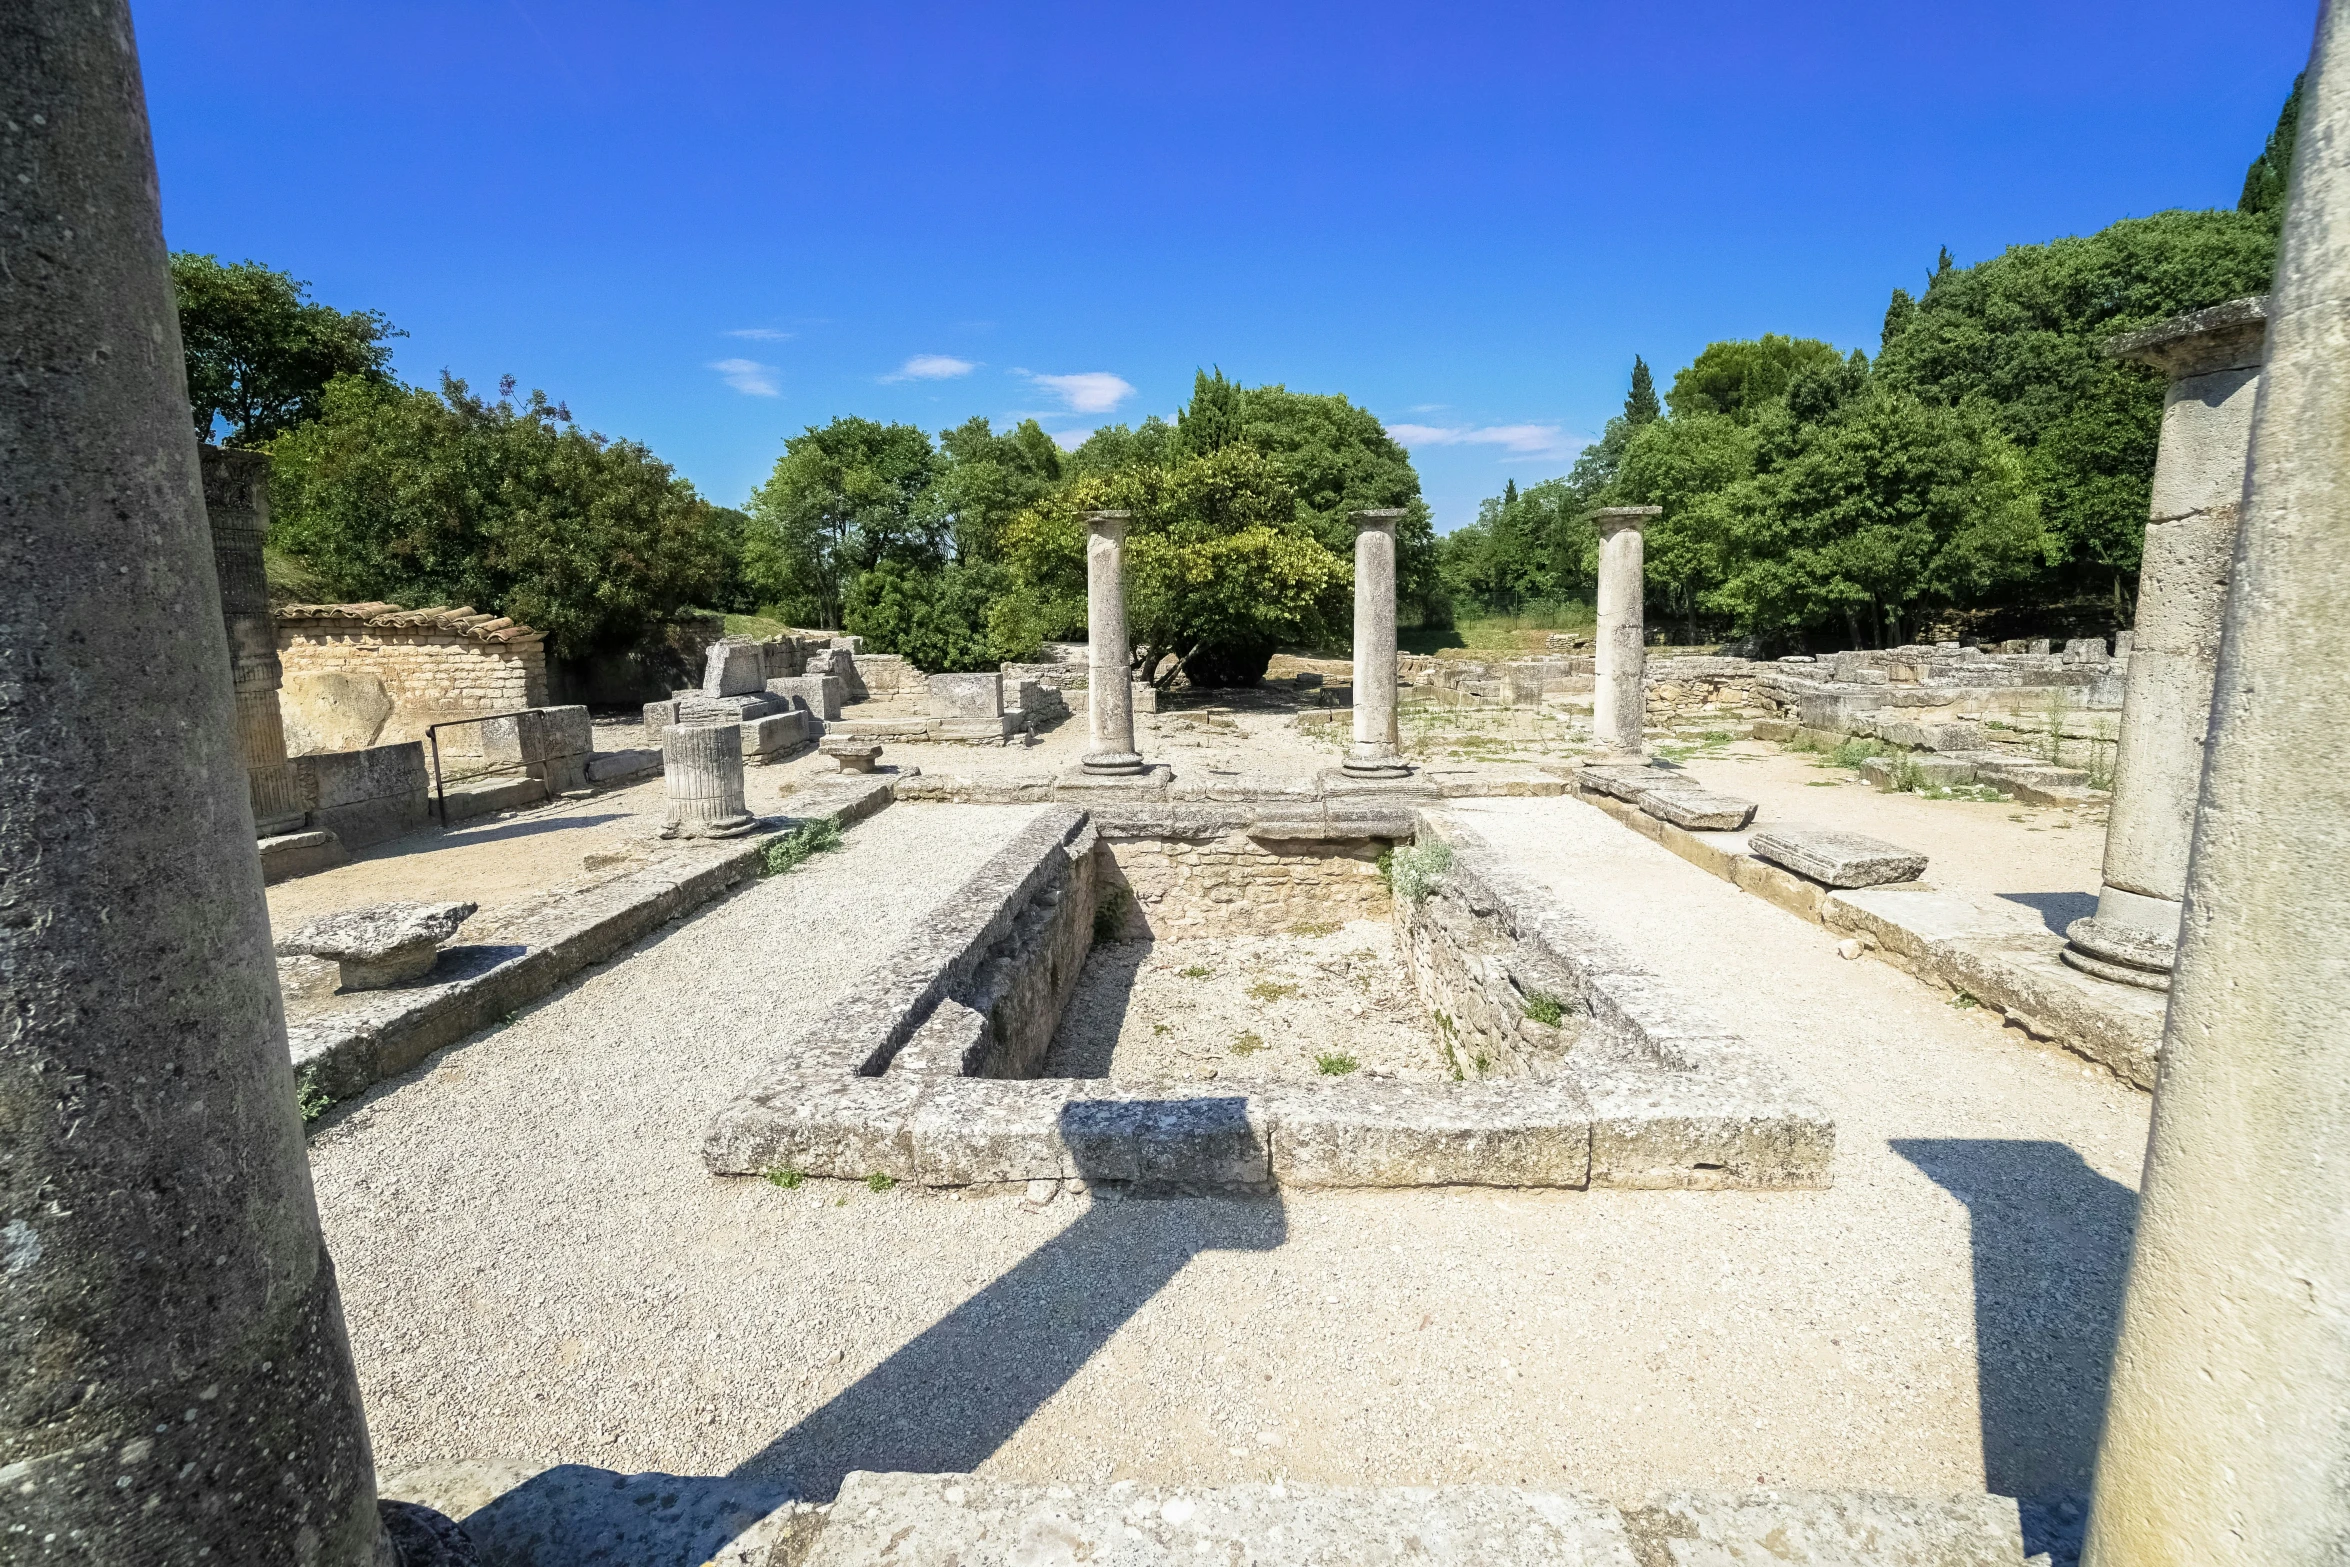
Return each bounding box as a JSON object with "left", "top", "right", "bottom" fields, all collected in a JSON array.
[
  {"left": 1573, "top": 786, "right": 2163, "bottom": 1091},
  {"left": 290, "top": 775, "right": 896, "bottom": 1111}
]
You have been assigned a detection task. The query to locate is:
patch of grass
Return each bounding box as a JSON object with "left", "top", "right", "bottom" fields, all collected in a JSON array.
[
  {"left": 1287, "top": 919, "right": 1342, "bottom": 937},
  {"left": 1472, "top": 1052, "right": 1492, "bottom": 1076},
  {"left": 1888, "top": 754, "right": 1928, "bottom": 793},
  {"left": 1440, "top": 1037, "right": 1464, "bottom": 1081},
  {"left": 1385, "top": 839, "right": 1454, "bottom": 902},
  {"left": 1521, "top": 992, "right": 1565, "bottom": 1027},
  {"left": 1152, "top": 1022, "right": 1173, "bottom": 1036},
  {"left": 1805, "top": 779, "right": 1842, "bottom": 787},
  {"left": 1180, "top": 964, "right": 1213, "bottom": 980},
  {"left": 760, "top": 818, "right": 842, "bottom": 877},
  {"left": 720, "top": 610, "right": 793, "bottom": 639},
  {"left": 865, "top": 1172, "right": 897, "bottom": 1193},
  {"left": 764, "top": 1168, "right": 804, "bottom": 1190},
  {"left": 1092, "top": 885, "right": 1132, "bottom": 942},
  {"left": 1247, "top": 979, "right": 1299, "bottom": 1003},
  {"left": 1827, "top": 737, "right": 1888, "bottom": 770},
  {"left": 1231, "top": 1031, "right": 1266, "bottom": 1057},
  {"left": 297, "top": 1075, "right": 334, "bottom": 1124},
  {"left": 1920, "top": 783, "right": 2009, "bottom": 803},
  {"left": 1949, "top": 991, "right": 1982, "bottom": 1010},
  {"left": 1316, "top": 1052, "right": 1360, "bottom": 1076}
]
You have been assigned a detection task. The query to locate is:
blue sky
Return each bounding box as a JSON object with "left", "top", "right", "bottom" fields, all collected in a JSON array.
[{"left": 137, "top": 1, "right": 2313, "bottom": 531}]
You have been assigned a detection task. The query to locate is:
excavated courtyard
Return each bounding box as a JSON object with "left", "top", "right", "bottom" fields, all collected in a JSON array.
[{"left": 315, "top": 781, "right": 2146, "bottom": 1547}]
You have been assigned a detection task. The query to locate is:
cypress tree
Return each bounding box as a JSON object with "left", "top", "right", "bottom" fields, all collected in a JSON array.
[
  {"left": 2241, "top": 74, "right": 2306, "bottom": 218},
  {"left": 1624, "top": 356, "right": 1660, "bottom": 426}
]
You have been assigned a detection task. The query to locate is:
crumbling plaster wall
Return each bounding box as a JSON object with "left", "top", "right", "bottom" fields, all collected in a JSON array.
[{"left": 277, "top": 605, "right": 548, "bottom": 755}]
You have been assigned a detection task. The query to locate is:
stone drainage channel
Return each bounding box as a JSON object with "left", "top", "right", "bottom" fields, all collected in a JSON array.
[{"left": 704, "top": 797, "right": 1834, "bottom": 1193}]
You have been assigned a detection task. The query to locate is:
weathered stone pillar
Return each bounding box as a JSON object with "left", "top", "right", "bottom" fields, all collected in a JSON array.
[
  {"left": 1082, "top": 510, "right": 1144, "bottom": 775},
  {"left": 1592, "top": 506, "right": 1660, "bottom": 753},
  {"left": 2064, "top": 298, "right": 2268, "bottom": 989},
  {"left": 2082, "top": 13, "right": 2350, "bottom": 1561},
  {"left": 200, "top": 445, "right": 310, "bottom": 835},
  {"left": 659, "top": 723, "right": 757, "bottom": 837},
  {"left": 1343, "top": 508, "right": 1412, "bottom": 778},
  {"left": 0, "top": 5, "right": 388, "bottom": 1560}
]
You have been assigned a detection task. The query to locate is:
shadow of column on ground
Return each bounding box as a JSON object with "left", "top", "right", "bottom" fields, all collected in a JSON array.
[{"left": 1891, "top": 1137, "right": 2135, "bottom": 1560}]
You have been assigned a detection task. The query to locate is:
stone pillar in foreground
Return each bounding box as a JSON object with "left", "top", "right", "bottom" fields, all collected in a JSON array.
[
  {"left": 659, "top": 723, "right": 757, "bottom": 837},
  {"left": 2082, "top": 11, "right": 2350, "bottom": 1560},
  {"left": 1082, "top": 510, "right": 1144, "bottom": 775},
  {"left": 0, "top": 4, "right": 387, "bottom": 1560},
  {"left": 1343, "top": 508, "right": 1412, "bottom": 778},
  {"left": 200, "top": 445, "right": 310, "bottom": 836},
  {"left": 1592, "top": 506, "right": 1660, "bottom": 754},
  {"left": 2064, "top": 298, "right": 2268, "bottom": 989}
]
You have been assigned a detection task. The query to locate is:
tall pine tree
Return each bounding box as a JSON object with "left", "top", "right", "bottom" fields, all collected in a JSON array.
[{"left": 2241, "top": 74, "right": 2306, "bottom": 218}]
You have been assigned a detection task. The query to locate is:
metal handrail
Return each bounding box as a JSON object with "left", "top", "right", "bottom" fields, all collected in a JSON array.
[{"left": 424, "top": 708, "right": 548, "bottom": 830}]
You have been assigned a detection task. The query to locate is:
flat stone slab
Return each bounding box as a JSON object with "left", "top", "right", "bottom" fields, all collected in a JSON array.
[
  {"left": 274, "top": 899, "right": 478, "bottom": 988},
  {"left": 2063, "top": 914, "right": 2175, "bottom": 974},
  {"left": 1640, "top": 788, "right": 1757, "bottom": 831},
  {"left": 1748, "top": 826, "right": 1927, "bottom": 888},
  {"left": 1577, "top": 765, "right": 1678, "bottom": 803}
]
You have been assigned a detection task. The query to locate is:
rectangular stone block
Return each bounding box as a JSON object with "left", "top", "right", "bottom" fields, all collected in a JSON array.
[
  {"left": 642, "top": 698, "right": 679, "bottom": 733},
  {"left": 1578, "top": 765, "right": 1674, "bottom": 802},
  {"left": 1580, "top": 1057, "right": 1835, "bottom": 1190},
  {"left": 1857, "top": 753, "right": 1980, "bottom": 790},
  {"left": 1623, "top": 1491, "right": 2024, "bottom": 1566},
  {"left": 1748, "top": 826, "right": 1927, "bottom": 888},
  {"left": 1059, "top": 1090, "right": 1272, "bottom": 1189},
  {"left": 1729, "top": 854, "right": 1826, "bottom": 921},
  {"left": 740, "top": 710, "right": 808, "bottom": 761},
  {"left": 1266, "top": 1080, "right": 1591, "bottom": 1188},
  {"left": 906, "top": 1078, "right": 1083, "bottom": 1185},
  {"left": 1640, "top": 788, "right": 1757, "bottom": 831},
  {"left": 704, "top": 638, "right": 767, "bottom": 696},
  {"left": 767, "top": 674, "right": 844, "bottom": 721},
  {"left": 701, "top": 1072, "right": 923, "bottom": 1179},
  {"left": 296, "top": 742, "right": 430, "bottom": 849},
  {"left": 927, "top": 670, "right": 1004, "bottom": 717}
]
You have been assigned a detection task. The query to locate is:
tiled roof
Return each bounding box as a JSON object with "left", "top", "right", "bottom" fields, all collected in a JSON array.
[{"left": 275, "top": 603, "right": 545, "bottom": 645}]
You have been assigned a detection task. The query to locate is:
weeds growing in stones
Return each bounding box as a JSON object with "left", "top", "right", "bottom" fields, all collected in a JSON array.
[
  {"left": 764, "top": 1168, "right": 804, "bottom": 1190},
  {"left": 1950, "top": 991, "right": 1982, "bottom": 1010},
  {"left": 1385, "top": 839, "right": 1453, "bottom": 902},
  {"left": 1316, "top": 1052, "right": 1360, "bottom": 1075},
  {"left": 1180, "top": 964, "right": 1213, "bottom": 980},
  {"left": 1153, "top": 1022, "right": 1173, "bottom": 1035},
  {"left": 1231, "top": 1032, "right": 1266, "bottom": 1056},
  {"left": 1287, "top": 919, "right": 1342, "bottom": 937},
  {"left": 1827, "top": 737, "right": 1887, "bottom": 770},
  {"left": 298, "top": 1075, "right": 334, "bottom": 1123},
  {"left": 865, "top": 1172, "right": 897, "bottom": 1193},
  {"left": 1247, "top": 979, "right": 1298, "bottom": 1002},
  {"left": 1521, "top": 992, "right": 1565, "bottom": 1026},
  {"left": 1472, "top": 1051, "right": 1492, "bottom": 1076},
  {"left": 761, "top": 819, "right": 842, "bottom": 877},
  {"left": 1440, "top": 1037, "right": 1464, "bottom": 1081}
]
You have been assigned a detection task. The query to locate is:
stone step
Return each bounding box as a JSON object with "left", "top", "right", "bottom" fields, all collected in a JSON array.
[
  {"left": 436, "top": 773, "right": 549, "bottom": 823},
  {"left": 1748, "top": 825, "right": 1928, "bottom": 889}
]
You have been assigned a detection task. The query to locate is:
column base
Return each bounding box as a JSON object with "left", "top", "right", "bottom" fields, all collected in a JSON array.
[
  {"left": 1057, "top": 763, "right": 1173, "bottom": 794},
  {"left": 2062, "top": 913, "right": 2177, "bottom": 991},
  {"left": 1081, "top": 751, "right": 1148, "bottom": 776},
  {"left": 1344, "top": 747, "right": 1410, "bottom": 775},
  {"left": 660, "top": 812, "right": 760, "bottom": 840}
]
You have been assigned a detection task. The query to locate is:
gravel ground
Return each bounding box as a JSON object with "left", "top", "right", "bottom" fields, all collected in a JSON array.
[
  {"left": 1665, "top": 741, "right": 2106, "bottom": 928},
  {"left": 1042, "top": 923, "right": 1441, "bottom": 1083},
  {"left": 321, "top": 792, "right": 2145, "bottom": 1522}
]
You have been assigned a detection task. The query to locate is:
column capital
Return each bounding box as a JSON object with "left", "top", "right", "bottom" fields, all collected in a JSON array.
[
  {"left": 2104, "top": 296, "right": 2268, "bottom": 382},
  {"left": 1591, "top": 505, "right": 1662, "bottom": 536},
  {"left": 1351, "top": 507, "right": 1406, "bottom": 532},
  {"left": 1083, "top": 509, "right": 1133, "bottom": 538}
]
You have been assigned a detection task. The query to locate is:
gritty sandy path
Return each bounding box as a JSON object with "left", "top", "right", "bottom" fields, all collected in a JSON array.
[{"left": 318, "top": 793, "right": 2146, "bottom": 1523}]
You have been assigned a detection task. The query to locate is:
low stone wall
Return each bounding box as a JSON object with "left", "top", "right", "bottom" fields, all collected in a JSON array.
[
  {"left": 277, "top": 604, "right": 549, "bottom": 754},
  {"left": 1099, "top": 831, "right": 1391, "bottom": 939},
  {"left": 1391, "top": 857, "right": 1579, "bottom": 1078},
  {"left": 295, "top": 741, "right": 431, "bottom": 849}
]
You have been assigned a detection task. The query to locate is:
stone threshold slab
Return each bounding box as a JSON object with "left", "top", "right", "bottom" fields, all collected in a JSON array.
[
  {"left": 289, "top": 775, "right": 896, "bottom": 1113},
  {"left": 378, "top": 1465, "right": 2035, "bottom": 1567},
  {"left": 1575, "top": 788, "right": 2162, "bottom": 1091}
]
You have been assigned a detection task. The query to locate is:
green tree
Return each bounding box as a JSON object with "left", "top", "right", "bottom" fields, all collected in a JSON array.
[
  {"left": 1065, "top": 416, "right": 1176, "bottom": 478},
  {"left": 845, "top": 558, "right": 1042, "bottom": 671},
  {"left": 741, "top": 417, "right": 940, "bottom": 628},
  {"left": 2240, "top": 74, "right": 2305, "bottom": 218},
  {"left": 926, "top": 416, "right": 1063, "bottom": 561},
  {"left": 170, "top": 253, "right": 403, "bottom": 445},
  {"left": 1873, "top": 208, "right": 2278, "bottom": 601},
  {"left": 267, "top": 374, "right": 735, "bottom": 657},
  {"left": 1174, "top": 367, "right": 1245, "bottom": 455},
  {"left": 1002, "top": 445, "right": 1350, "bottom": 686},
  {"left": 1665, "top": 335, "right": 1848, "bottom": 423},
  {"left": 1624, "top": 356, "right": 1660, "bottom": 425}
]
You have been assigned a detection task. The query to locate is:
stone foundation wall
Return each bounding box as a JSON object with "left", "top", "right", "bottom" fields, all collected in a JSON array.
[
  {"left": 277, "top": 605, "right": 548, "bottom": 754},
  {"left": 1098, "top": 831, "right": 1393, "bottom": 939},
  {"left": 1391, "top": 869, "right": 1580, "bottom": 1078}
]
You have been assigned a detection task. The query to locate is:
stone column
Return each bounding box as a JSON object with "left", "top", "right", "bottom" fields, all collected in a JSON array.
[
  {"left": 1082, "top": 510, "right": 1144, "bottom": 775},
  {"left": 0, "top": 5, "right": 389, "bottom": 1561},
  {"left": 2064, "top": 298, "right": 2268, "bottom": 989},
  {"left": 200, "top": 445, "right": 309, "bottom": 835},
  {"left": 1343, "top": 508, "right": 1412, "bottom": 778},
  {"left": 2081, "top": 13, "right": 2350, "bottom": 1562},
  {"left": 659, "top": 722, "right": 757, "bottom": 837},
  {"left": 1592, "top": 506, "right": 1660, "bottom": 753}
]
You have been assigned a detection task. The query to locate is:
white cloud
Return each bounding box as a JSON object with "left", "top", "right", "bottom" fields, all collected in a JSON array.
[
  {"left": 1050, "top": 428, "right": 1093, "bottom": 451},
  {"left": 884, "top": 354, "right": 978, "bottom": 382},
  {"left": 1386, "top": 422, "right": 1579, "bottom": 459},
  {"left": 724, "top": 327, "right": 793, "bottom": 341},
  {"left": 1023, "top": 370, "right": 1136, "bottom": 414},
  {"left": 709, "top": 358, "right": 781, "bottom": 397}
]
